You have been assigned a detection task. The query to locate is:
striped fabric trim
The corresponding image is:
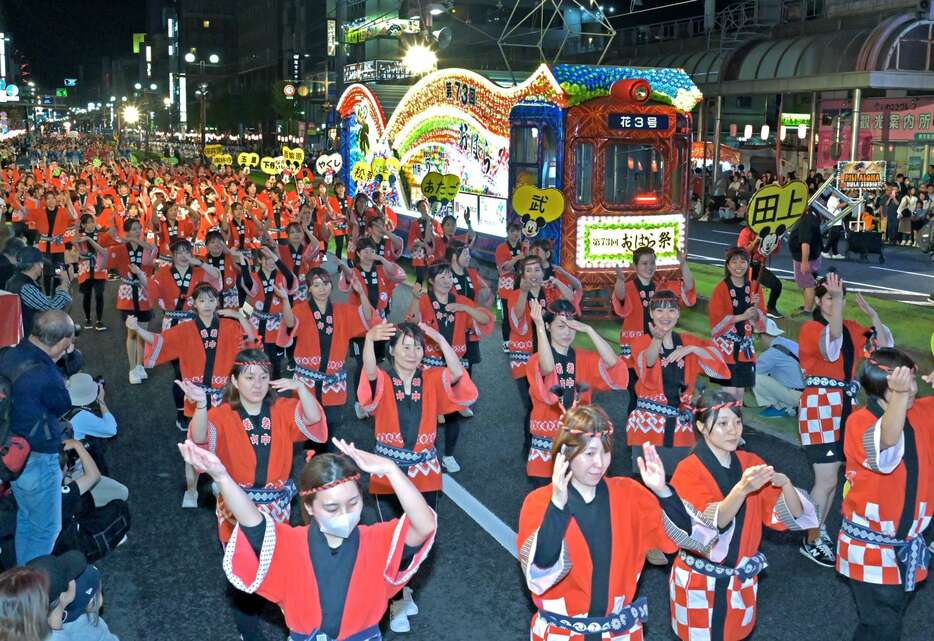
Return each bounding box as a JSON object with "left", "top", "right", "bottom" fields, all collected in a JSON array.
[{"left": 222, "top": 512, "right": 277, "bottom": 594}]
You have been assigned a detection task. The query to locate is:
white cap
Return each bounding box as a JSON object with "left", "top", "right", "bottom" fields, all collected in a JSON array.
[{"left": 763, "top": 318, "right": 785, "bottom": 337}]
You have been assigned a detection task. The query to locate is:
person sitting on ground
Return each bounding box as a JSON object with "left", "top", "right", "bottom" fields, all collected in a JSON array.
[
  {"left": 64, "top": 374, "right": 117, "bottom": 443},
  {"left": 60, "top": 564, "right": 119, "bottom": 641},
  {"left": 4, "top": 246, "right": 72, "bottom": 337},
  {"left": 752, "top": 319, "right": 804, "bottom": 418},
  {"left": 25, "top": 550, "right": 87, "bottom": 640}
]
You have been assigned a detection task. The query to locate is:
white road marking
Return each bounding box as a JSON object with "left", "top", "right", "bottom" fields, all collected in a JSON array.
[
  {"left": 869, "top": 265, "right": 934, "bottom": 279},
  {"left": 687, "top": 253, "right": 927, "bottom": 297},
  {"left": 710, "top": 229, "right": 740, "bottom": 236},
  {"left": 690, "top": 238, "right": 733, "bottom": 247},
  {"left": 442, "top": 473, "right": 518, "bottom": 559}
]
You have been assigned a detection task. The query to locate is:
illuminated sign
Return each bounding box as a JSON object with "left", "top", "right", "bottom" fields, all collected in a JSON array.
[
  {"left": 283, "top": 83, "right": 296, "bottom": 99},
  {"left": 0, "top": 81, "right": 19, "bottom": 103},
  {"left": 56, "top": 88, "right": 68, "bottom": 97},
  {"left": 345, "top": 17, "right": 420, "bottom": 44},
  {"left": 780, "top": 113, "right": 811, "bottom": 127},
  {"left": 344, "top": 60, "right": 413, "bottom": 83},
  {"left": 327, "top": 20, "right": 337, "bottom": 56},
  {"left": 132, "top": 33, "right": 146, "bottom": 54},
  {"left": 836, "top": 161, "right": 885, "bottom": 191},
  {"left": 64, "top": 78, "right": 78, "bottom": 87},
  {"left": 608, "top": 113, "right": 669, "bottom": 130},
  {"left": 575, "top": 214, "right": 684, "bottom": 269}
]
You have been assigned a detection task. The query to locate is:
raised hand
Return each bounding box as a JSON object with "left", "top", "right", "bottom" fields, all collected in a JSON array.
[
  {"left": 854, "top": 293, "right": 878, "bottom": 320},
  {"left": 528, "top": 298, "right": 544, "bottom": 324},
  {"left": 663, "top": 345, "right": 695, "bottom": 365},
  {"left": 174, "top": 379, "right": 207, "bottom": 404},
  {"left": 648, "top": 321, "right": 667, "bottom": 341},
  {"left": 770, "top": 472, "right": 791, "bottom": 488},
  {"left": 418, "top": 321, "right": 443, "bottom": 344},
  {"left": 269, "top": 378, "right": 302, "bottom": 393},
  {"left": 887, "top": 366, "right": 915, "bottom": 394},
  {"left": 551, "top": 451, "right": 573, "bottom": 510},
  {"left": 637, "top": 443, "right": 668, "bottom": 496},
  {"left": 365, "top": 321, "right": 396, "bottom": 343},
  {"left": 125, "top": 315, "right": 139, "bottom": 332},
  {"left": 825, "top": 271, "right": 844, "bottom": 299},
  {"left": 178, "top": 440, "right": 228, "bottom": 479},
  {"left": 332, "top": 438, "right": 397, "bottom": 477},
  {"left": 564, "top": 318, "right": 590, "bottom": 334}
]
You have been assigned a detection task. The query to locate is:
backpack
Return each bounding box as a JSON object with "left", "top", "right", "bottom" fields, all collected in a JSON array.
[
  {"left": 919, "top": 220, "right": 934, "bottom": 254},
  {"left": 0, "top": 346, "right": 46, "bottom": 486}
]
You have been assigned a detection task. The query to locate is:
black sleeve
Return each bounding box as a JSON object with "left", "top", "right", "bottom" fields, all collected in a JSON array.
[
  {"left": 658, "top": 489, "right": 693, "bottom": 534},
  {"left": 532, "top": 501, "right": 572, "bottom": 568},
  {"left": 275, "top": 259, "right": 295, "bottom": 289},
  {"left": 238, "top": 267, "right": 254, "bottom": 291},
  {"left": 241, "top": 519, "right": 267, "bottom": 556},
  {"left": 369, "top": 377, "right": 378, "bottom": 397},
  {"left": 400, "top": 543, "right": 420, "bottom": 569},
  {"left": 60, "top": 481, "right": 82, "bottom": 520}
]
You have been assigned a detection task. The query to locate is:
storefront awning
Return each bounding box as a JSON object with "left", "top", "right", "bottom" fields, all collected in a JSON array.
[{"left": 692, "top": 141, "right": 741, "bottom": 165}]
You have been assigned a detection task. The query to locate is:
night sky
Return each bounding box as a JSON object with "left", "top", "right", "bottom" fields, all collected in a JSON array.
[{"left": 4, "top": 0, "right": 145, "bottom": 87}]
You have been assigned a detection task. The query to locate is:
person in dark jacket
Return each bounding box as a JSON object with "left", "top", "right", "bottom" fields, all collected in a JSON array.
[
  {"left": 0, "top": 309, "right": 76, "bottom": 564},
  {"left": 4, "top": 246, "right": 72, "bottom": 336},
  {"left": 0, "top": 236, "right": 25, "bottom": 288}
]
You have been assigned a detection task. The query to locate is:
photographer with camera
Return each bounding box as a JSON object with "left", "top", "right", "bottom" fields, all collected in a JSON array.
[{"left": 5, "top": 246, "right": 72, "bottom": 337}]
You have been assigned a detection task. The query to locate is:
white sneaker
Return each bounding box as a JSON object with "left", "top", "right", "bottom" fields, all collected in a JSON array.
[
  {"left": 181, "top": 490, "right": 198, "bottom": 508},
  {"left": 442, "top": 455, "right": 461, "bottom": 473},
  {"left": 437, "top": 414, "right": 446, "bottom": 424},
  {"left": 833, "top": 254, "right": 846, "bottom": 260},
  {"left": 128, "top": 369, "right": 142, "bottom": 385},
  {"left": 401, "top": 586, "right": 419, "bottom": 616},
  {"left": 389, "top": 600, "right": 411, "bottom": 633},
  {"left": 646, "top": 548, "right": 669, "bottom": 565},
  {"left": 502, "top": 341, "right": 509, "bottom": 353},
  {"left": 459, "top": 407, "right": 474, "bottom": 418},
  {"left": 175, "top": 418, "right": 188, "bottom": 432},
  {"left": 136, "top": 365, "right": 149, "bottom": 380},
  {"left": 820, "top": 252, "right": 832, "bottom": 259},
  {"left": 354, "top": 402, "right": 367, "bottom": 420}
]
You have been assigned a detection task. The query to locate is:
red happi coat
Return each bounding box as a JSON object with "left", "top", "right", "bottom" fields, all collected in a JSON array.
[
  {"left": 144, "top": 317, "right": 251, "bottom": 416},
  {"left": 327, "top": 195, "right": 352, "bottom": 238},
  {"left": 407, "top": 218, "right": 442, "bottom": 268},
  {"left": 504, "top": 285, "right": 568, "bottom": 379},
  {"left": 526, "top": 349, "right": 628, "bottom": 477},
  {"left": 797, "top": 319, "right": 877, "bottom": 447},
  {"left": 415, "top": 293, "right": 494, "bottom": 364},
  {"left": 155, "top": 216, "right": 196, "bottom": 257},
  {"left": 838, "top": 397, "right": 934, "bottom": 587},
  {"left": 204, "top": 253, "right": 242, "bottom": 310},
  {"left": 226, "top": 215, "right": 262, "bottom": 251},
  {"left": 357, "top": 368, "right": 478, "bottom": 494},
  {"left": 75, "top": 232, "right": 113, "bottom": 283},
  {"left": 626, "top": 333, "right": 729, "bottom": 448},
  {"left": 517, "top": 478, "right": 680, "bottom": 641},
  {"left": 494, "top": 239, "right": 527, "bottom": 298},
  {"left": 150, "top": 265, "right": 221, "bottom": 330},
  {"left": 281, "top": 300, "right": 372, "bottom": 407},
  {"left": 613, "top": 276, "right": 696, "bottom": 367},
  {"left": 27, "top": 206, "right": 75, "bottom": 253},
  {"left": 669, "top": 448, "right": 817, "bottom": 641},
  {"left": 708, "top": 278, "right": 766, "bottom": 367},
  {"left": 243, "top": 268, "right": 298, "bottom": 344},
  {"left": 108, "top": 242, "right": 157, "bottom": 312},
  {"left": 196, "top": 397, "right": 327, "bottom": 543},
  {"left": 277, "top": 241, "right": 322, "bottom": 301},
  {"left": 224, "top": 513, "right": 434, "bottom": 639},
  {"left": 341, "top": 264, "right": 402, "bottom": 319}
]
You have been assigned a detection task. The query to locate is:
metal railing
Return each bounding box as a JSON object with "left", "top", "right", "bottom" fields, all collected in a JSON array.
[{"left": 616, "top": 16, "right": 707, "bottom": 48}]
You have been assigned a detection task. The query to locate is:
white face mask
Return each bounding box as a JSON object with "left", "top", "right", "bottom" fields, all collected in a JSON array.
[{"left": 316, "top": 510, "right": 361, "bottom": 539}]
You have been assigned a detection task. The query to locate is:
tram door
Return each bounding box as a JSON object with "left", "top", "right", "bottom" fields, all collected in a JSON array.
[{"left": 508, "top": 107, "right": 564, "bottom": 256}]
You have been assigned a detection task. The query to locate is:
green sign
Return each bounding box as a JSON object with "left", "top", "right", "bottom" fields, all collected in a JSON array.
[
  {"left": 915, "top": 132, "right": 934, "bottom": 142},
  {"left": 781, "top": 113, "right": 811, "bottom": 127},
  {"left": 55, "top": 88, "right": 68, "bottom": 97}
]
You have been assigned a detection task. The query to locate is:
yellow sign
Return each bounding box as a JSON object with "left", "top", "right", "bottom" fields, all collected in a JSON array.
[
  {"left": 511, "top": 185, "right": 565, "bottom": 237},
  {"left": 204, "top": 144, "right": 224, "bottom": 158},
  {"left": 745, "top": 180, "right": 808, "bottom": 237},
  {"left": 420, "top": 172, "right": 460, "bottom": 205},
  {"left": 237, "top": 152, "right": 260, "bottom": 168},
  {"left": 350, "top": 161, "right": 370, "bottom": 184},
  {"left": 260, "top": 156, "right": 286, "bottom": 175},
  {"left": 315, "top": 153, "right": 343, "bottom": 175},
  {"left": 211, "top": 153, "right": 233, "bottom": 166},
  {"left": 282, "top": 146, "right": 305, "bottom": 170}
]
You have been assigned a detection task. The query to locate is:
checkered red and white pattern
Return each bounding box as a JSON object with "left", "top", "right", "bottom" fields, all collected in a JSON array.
[
  {"left": 668, "top": 558, "right": 758, "bottom": 641},
  {"left": 798, "top": 387, "right": 843, "bottom": 446},
  {"left": 530, "top": 606, "right": 644, "bottom": 641},
  {"left": 837, "top": 501, "right": 932, "bottom": 586}
]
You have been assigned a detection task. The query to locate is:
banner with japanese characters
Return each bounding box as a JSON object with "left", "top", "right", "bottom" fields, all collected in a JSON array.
[{"left": 575, "top": 214, "right": 684, "bottom": 269}]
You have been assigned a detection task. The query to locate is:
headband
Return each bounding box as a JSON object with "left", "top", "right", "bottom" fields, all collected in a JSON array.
[
  {"left": 565, "top": 423, "right": 614, "bottom": 437},
  {"left": 693, "top": 399, "right": 743, "bottom": 414},
  {"left": 298, "top": 473, "right": 361, "bottom": 497},
  {"left": 234, "top": 360, "right": 270, "bottom": 369}
]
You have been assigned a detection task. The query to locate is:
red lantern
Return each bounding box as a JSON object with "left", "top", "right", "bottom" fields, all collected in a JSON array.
[{"left": 610, "top": 79, "right": 651, "bottom": 103}]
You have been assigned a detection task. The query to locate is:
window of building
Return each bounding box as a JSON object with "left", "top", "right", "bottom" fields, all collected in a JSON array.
[
  {"left": 203, "top": 19, "right": 211, "bottom": 28},
  {"left": 603, "top": 143, "right": 664, "bottom": 206},
  {"left": 575, "top": 142, "right": 594, "bottom": 205}
]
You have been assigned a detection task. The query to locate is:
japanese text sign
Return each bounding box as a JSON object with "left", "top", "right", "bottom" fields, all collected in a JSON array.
[
  {"left": 745, "top": 181, "right": 808, "bottom": 237},
  {"left": 237, "top": 152, "right": 260, "bottom": 168},
  {"left": 511, "top": 185, "right": 565, "bottom": 237},
  {"left": 836, "top": 161, "right": 885, "bottom": 191},
  {"left": 576, "top": 214, "right": 683, "bottom": 268},
  {"left": 607, "top": 114, "right": 669, "bottom": 131},
  {"left": 420, "top": 172, "right": 461, "bottom": 205}
]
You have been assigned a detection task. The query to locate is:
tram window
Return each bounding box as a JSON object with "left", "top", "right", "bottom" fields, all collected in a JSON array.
[
  {"left": 541, "top": 127, "right": 558, "bottom": 188},
  {"left": 603, "top": 143, "right": 663, "bottom": 206},
  {"left": 670, "top": 138, "right": 686, "bottom": 209},
  {"left": 575, "top": 142, "right": 593, "bottom": 205},
  {"left": 511, "top": 127, "right": 538, "bottom": 164}
]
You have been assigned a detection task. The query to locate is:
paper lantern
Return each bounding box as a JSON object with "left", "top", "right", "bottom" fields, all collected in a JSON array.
[
  {"left": 744, "top": 124, "right": 753, "bottom": 139},
  {"left": 729, "top": 123, "right": 737, "bottom": 137},
  {"left": 797, "top": 124, "right": 807, "bottom": 140},
  {"left": 760, "top": 124, "right": 769, "bottom": 140}
]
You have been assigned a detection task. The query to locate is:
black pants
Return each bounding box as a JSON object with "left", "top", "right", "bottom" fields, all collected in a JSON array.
[
  {"left": 263, "top": 342, "right": 283, "bottom": 380},
  {"left": 333, "top": 235, "right": 345, "bottom": 260},
  {"left": 228, "top": 579, "right": 267, "bottom": 641},
  {"left": 828, "top": 226, "right": 845, "bottom": 255},
  {"left": 80, "top": 278, "right": 105, "bottom": 322},
  {"left": 306, "top": 405, "right": 346, "bottom": 454},
  {"left": 515, "top": 377, "right": 533, "bottom": 456},
  {"left": 848, "top": 579, "right": 914, "bottom": 641},
  {"left": 499, "top": 298, "right": 511, "bottom": 343},
  {"left": 171, "top": 361, "right": 185, "bottom": 420},
  {"left": 751, "top": 262, "right": 782, "bottom": 311},
  {"left": 626, "top": 367, "right": 638, "bottom": 416},
  {"left": 415, "top": 265, "right": 427, "bottom": 286},
  {"left": 441, "top": 362, "right": 471, "bottom": 456},
  {"left": 42, "top": 252, "right": 65, "bottom": 295}
]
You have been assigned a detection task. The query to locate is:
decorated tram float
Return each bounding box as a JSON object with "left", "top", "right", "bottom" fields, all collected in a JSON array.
[{"left": 335, "top": 64, "right": 702, "bottom": 306}]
